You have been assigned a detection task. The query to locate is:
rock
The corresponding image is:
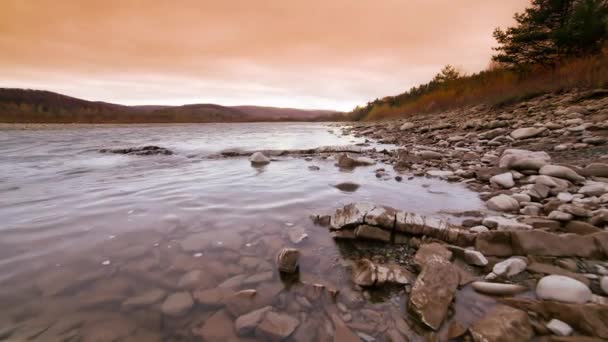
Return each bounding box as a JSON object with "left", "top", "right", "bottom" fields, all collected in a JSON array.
[
  {"left": 426, "top": 170, "right": 454, "bottom": 178},
  {"left": 486, "top": 194, "right": 520, "bottom": 212},
  {"left": 196, "top": 310, "right": 239, "bottom": 341},
  {"left": 471, "top": 281, "right": 527, "bottom": 295},
  {"left": 536, "top": 275, "right": 592, "bottom": 304},
  {"left": 559, "top": 204, "right": 591, "bottom": 217},
  {"left": 337, "top": 153, "right": 374, "bottom": 168},
  {"left": 413, "top": 243, "right": 452, "bottom": 268},
  {"left": 476, "top": 231, "right": 514, "bottom": 257},
  {"left": 333, "top": 182, "right": 360, "bottom": 192},
  {"left": 122, "top": 288, "right": 166, "bottom": 309},
  {"left": 482, "top": 216, "right": 532, "bottom": 231},
  {"left": 177, "top": 270, "right": 204, "bottom": 289},
  {"left": 408, "top": 250, "right": 459, "bottom": 330},
  {"left": 528, "top": 183, "right": 551, "bottom": 201},
  {"left": 352, "top": 259, "right": 377, "bottom": 287},
  {"left": 255, "top": 311, "right": 299, "bottom": 340},
  {"left": 601, "top": 276, "right": 608, "bottom": 295},
  {"left": 527, "top": 262, "right": 589, "bottom": 286},
  {"left": 365, "top": 205, "right": 397, "bottom": 229},
  {"left": 249, "top": 152, "right": 270, "bottom": 165},
  {"left": 470, "top": 225, "right": 490, "bottom": 234},
  {"left": 287, "top": 227, "right": 308, "bottom": 244},
  {"left": 511, "top": 193, "right": 532, "bottom": 203},
  {"left": 557, "top": 192, "right": 574, "bottom": 202},
  {"left": 418, "top": 150, "right": 442, "bottom": 160},
  {"left": 161, "top": 292, "right": 194, "bottom": 317},
  {"left": 564, "top": 221, "right": 602, "bottom": 235},
  {"left": 469, "top": 305, "right": 533, "bottom": 342},
  {"left": 99, "top": 145, "right": 173, "bottom": 156},
  {"left": 330, "top": 202, "right": 375, "bottom": 229},
  {"left": 548, "top": 210, "right": 573, "bottom": 221},
  {"left": 582, "top": 163, "right": 608, "bottom": 177},
  {"left": 276, "top": 248, "right": 299, "bottom": 273},
  {"left": 540, "top": 165, "right": 585, "bottom": 183},
  {"left": 235, "top": 306, "right": 272, "bottom": 336},
  {"left": 499, "top": 149, "right": 551, "bottom": 171},
  {"left": 490, "top": 173, "right": 515, "bottom": 188},
  {"left": 547, "top": 318, "right": 573, "bottom": 336},
  {"left": 308, "top": 165, "right": 320, "bottom": 171},
  {"left": 464, "top": 250, "right": 488, "bottom": 266},
  {"left": 491, "top": 257, "right": 527, "bottom": 278},
  {"left": 579, "top": 182, "right": 608, "bottom": 197},
  {"left": 512, "top": 230, "right": 606, "bottom": 258},
  {"left": 400, "top": 122, "right": 415, "bottom": 130},
  {"left": 354, "top": 224, "right": 391, "bottom": 242},
  {"left": 510, "top": 127, "right": 546, "bottom": 140}
]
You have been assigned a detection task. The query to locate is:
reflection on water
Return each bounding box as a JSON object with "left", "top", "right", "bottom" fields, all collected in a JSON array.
[{"left": 0, "top": 123, "right": 485, "bottom": 341}]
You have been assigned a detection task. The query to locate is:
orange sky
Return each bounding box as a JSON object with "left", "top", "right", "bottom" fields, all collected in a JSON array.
[{"left": 0, "top": 0, "right": 530, "bottom": 110}]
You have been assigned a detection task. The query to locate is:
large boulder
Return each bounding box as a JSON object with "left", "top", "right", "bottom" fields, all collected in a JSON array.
[
  {"left": 469, "top": 305, "right": 533, "bottom": 342},
  {"left": 510, "top": 127, "right": 547, "bottom": 140},
  {"left": 354, "top": 225, "right": 391, "bottom": 242},
  {"left": 330, "top": 202, "right": 375, "bottom": 229},
  {"left": 408, "top": 244, "right": 458, "bottom": 330},
  {"left": 499, "top": 149, "right": 551, "bottom": 171},
  {"left": 539, "top": 165, "right": 585, "bottom": 183},
  {"left": 536, "top": 275, "right": 592, "bottom": 304}
]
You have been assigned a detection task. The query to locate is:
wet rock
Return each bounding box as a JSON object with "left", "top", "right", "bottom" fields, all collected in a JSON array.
[
  {"left": 307, "top": 165, "right": 320, "bottom": 171},
  {"left": 177, "top": 270, "right": 205, "bottom": 289},
  {"left": 499, "top": 149, "right": 551, "bottom": 171},
  {"left": 490, "top": 172, "right": 515, "bottom": 188},
  {"left": 365, "top": 205, "right": 397, "bottom": 229},
  {"left": 161, "top": 292, "right": 194, "bottom": 317},
  {"left": 122, "top": 288, "right": 166, "bottom": 309},
  {"left": 409, "top": 244, "right": 458, "bottom": 330},
  {"left": 250, "top": 152, "right": 270, "bottom": 165},
  {"left": 235, "top": 306, "right": 272, "bottom": 336},
  {"left": 510, "top": 127, "right": 546, "bottom": 140},
  {"left": 255, "top": 311, "right": 299, "bottom": 341},
  {"left": 536, "top": 275, "right": 592, "bottom": 304},
  {"left": 287, "top": 227, "right": 308, "bottom": 244},
  {"left": 547, "top": 319, "right": 573, "bottom": 336},
  {"left": 501, "top": 297, "right": 608, "bottom": 339},
  {"left": 194, "top": 287, "right": 234, "bottom": 307},
  {"left": 99, "top": 145, "right": 173, "bottom": 156},
  {"left": 354, "top": 224, "right": 391, "bottom": 242},
  {"left": 486, "top": 194, "right": 520, "bottom": 212},
  {"left": 471, "top": 281, "right": 527, "bottom": 295},
  {"left": 337, "top": 153, "right": 374, "bottom": 168},
  {"left": 330, "top": 202, "right": 374, "bottom": 229},
  {"left": 352, "top": 259, "right": 413, "bottom": 287},
  {"left": 276, "top": 248, "right": 300, "bottom": 273},
  {"left": 601, "top": 276, "right": 608, "bottom": 295},
  {"left": 540, "top": 165, "right": 585, "bottom": 183},
  {"left": 333, "top": 182, "right": 360, "bottom": 192},
  {"left": 469, "top": 305, "right": 533, "bottom": 342}
]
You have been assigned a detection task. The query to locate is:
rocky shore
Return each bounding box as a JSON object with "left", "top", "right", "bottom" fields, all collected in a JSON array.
[{"left": 318, "top": 88, "right": 608, "bottom": 340}]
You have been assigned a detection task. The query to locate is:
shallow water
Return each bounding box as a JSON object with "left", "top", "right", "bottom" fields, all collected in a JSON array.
[{"left": 0, "top": 123, "right": 486, "bottom": 341}]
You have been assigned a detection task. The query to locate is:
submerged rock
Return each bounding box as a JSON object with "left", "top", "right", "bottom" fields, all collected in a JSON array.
[
  {"left": 161, "top": 292, "right": 194, "bottom": 317},
  {"left": 276, "top": 248, "right": 300, "bottom": 273},
  {"left": 255, "top": 311, "right": 299, "bottom": 340},
  {"left": 333, "top": 182, "right": 360, "bottom": 192},
  {"left": 99, "top": 145, "right": 173, "bottom": 156}
]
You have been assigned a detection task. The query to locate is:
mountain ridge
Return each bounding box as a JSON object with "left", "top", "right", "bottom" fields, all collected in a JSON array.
[{"left": 0, "top": 88, "right": 345, "bottom": 123}]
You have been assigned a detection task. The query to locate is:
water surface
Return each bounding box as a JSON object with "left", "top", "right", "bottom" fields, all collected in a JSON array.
[{"left": 0, "top": 123, "right": 485, "bottom": 341}]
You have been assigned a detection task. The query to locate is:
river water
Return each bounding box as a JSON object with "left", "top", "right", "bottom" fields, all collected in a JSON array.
[{"left": 0, "top": 123, "right": 485, "bottom": 341}]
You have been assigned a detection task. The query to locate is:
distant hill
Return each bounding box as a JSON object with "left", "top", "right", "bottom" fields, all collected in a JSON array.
[{"left": 0, "top": 88, "right": 345, "bottom": 123}]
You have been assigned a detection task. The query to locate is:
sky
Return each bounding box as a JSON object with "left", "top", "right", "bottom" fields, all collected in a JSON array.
[{"left": 0, "top": 0, "right": 530, "bottom": 111}]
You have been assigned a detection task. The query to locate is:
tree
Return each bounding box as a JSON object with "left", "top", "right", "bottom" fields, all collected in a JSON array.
[
  {"left": 493, "top": 0, "right": 608, "bottom": 68},
  {"left": 432, "top": 65, "right": 461, "bottom": 84}
]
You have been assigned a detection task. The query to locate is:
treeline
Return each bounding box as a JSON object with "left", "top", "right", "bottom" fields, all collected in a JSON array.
[{"left": 352, "top": 0, "right": 608, "bottom": 121}]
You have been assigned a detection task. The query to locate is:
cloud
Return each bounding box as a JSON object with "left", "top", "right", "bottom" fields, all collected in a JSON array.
[{"left": 0, "top": 0, "right": 530, "bottom": 110}]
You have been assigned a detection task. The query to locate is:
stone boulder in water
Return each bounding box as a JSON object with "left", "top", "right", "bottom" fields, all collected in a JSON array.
[{"left": 249, "top": 152, "right": 270, "bottom": 165}]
